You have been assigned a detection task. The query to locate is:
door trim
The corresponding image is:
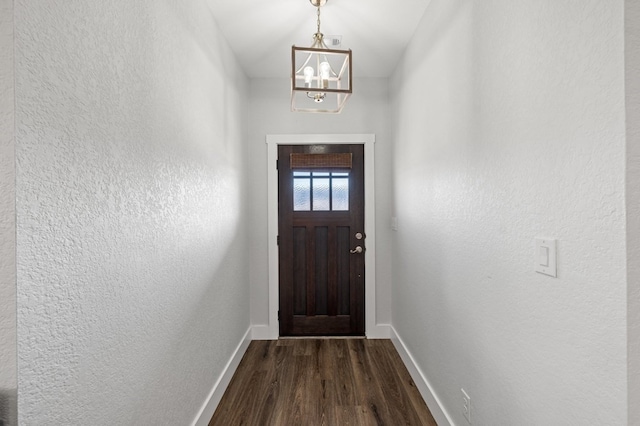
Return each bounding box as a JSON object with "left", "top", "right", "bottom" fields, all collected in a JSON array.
[{"left": 262, "top": 134, "right": 386, "bottom": 339}]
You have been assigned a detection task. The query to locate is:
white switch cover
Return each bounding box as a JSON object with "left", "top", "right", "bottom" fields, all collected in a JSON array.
[
  {"left": 391, "top": 216, "right": 398, "bottom": 231},
  {"left": 535, "top": 238, "right": 557, "bottom": 277}
]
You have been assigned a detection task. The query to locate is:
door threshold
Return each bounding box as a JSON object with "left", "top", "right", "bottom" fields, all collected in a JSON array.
[{"left": 278, "top": 336, "right": 367, "bottom": 340}]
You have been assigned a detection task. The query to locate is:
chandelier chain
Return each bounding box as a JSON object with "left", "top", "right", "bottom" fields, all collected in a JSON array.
[{"left": 316, "top": 7, "right": 321, "bottom": 34}]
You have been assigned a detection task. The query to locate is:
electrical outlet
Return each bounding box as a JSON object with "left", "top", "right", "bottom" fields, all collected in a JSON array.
[{"left": 461, "top": 388, "right": 471, "bottom": 424}]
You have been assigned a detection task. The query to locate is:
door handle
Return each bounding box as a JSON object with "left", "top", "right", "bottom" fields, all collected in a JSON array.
[{"left": 350, "top": 246, "right": 364, "bottom": 254}]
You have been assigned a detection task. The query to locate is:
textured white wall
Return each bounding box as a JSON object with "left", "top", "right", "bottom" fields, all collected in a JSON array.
[
  {"left": 0, "top": 0, "right": 17, "bottom": 424},
  {"left": 390, "top": 1, "right": 627, "bottom": 424},
  {"left": 14, "top": 1, "right": 249, "bottom": 424},
  {"left": 626, "top": 0, "right": 640, "bottom": 423},
  {"left": 248, "top": 78, "right": 392, "bottom": 328}
]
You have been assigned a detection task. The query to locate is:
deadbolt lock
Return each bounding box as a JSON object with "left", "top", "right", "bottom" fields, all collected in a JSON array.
[{"left": 355, "top": 232, "right": 364, "bottom": 240}]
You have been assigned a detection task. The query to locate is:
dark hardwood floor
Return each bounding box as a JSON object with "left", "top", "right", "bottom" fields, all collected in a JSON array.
[{"left": 210, "top": 339, "right": 438, "bottom": 425}]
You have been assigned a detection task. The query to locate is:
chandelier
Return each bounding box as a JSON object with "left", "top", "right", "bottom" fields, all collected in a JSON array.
[{"left": 291, "top": 0, "right": 352, "bottom": 113}]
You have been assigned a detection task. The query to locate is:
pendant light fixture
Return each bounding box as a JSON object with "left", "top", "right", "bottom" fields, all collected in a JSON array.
[{"left": 291, "top": 0, "right": 352, "bottom": 113}]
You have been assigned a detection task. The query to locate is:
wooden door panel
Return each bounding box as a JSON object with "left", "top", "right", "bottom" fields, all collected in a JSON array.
[
  {"left": 336, "top": 226, "right": 351, "bottom": 315},
  {"left": 292, "top": 227, "right": 306, "bottom": 315},
  {"left": 314, "top": 226, "right": 328, "bottom": 315},
  {"left": 278, "top": 144, "right": 365, "bottom": 336}
]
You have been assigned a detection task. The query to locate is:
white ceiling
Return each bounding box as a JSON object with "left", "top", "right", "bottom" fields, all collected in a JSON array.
[{"left": 206, "top": 0, "right": 431, "bottom": 79}]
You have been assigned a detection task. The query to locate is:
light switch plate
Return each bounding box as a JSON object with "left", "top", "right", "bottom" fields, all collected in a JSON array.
[
  {"left": 391, "top": 216, "right": 398, "bottom": 231},
  {"left": 535, "top": 238, "right": 557, "bottom": 277}
]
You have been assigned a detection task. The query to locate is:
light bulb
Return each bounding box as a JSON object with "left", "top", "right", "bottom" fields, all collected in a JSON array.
[
  {"left": 303, "top": 66, "right": 314, "bottom": 88},
  {"left": 320, "top": 62, "right": 331, "bottom": 89}
]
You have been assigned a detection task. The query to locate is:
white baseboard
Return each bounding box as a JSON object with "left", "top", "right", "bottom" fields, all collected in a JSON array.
[
  {"left": 191, "top": 327, "right": 252, "bottom": 426},
  {"left": 390, "top": 326, "right": 454, "bottom": 426},
  {"left": 251, "top": 324, "right": 275, "bottom": 340},
  {"left": 367, "top": 323, "right": 392, "bottom": 339}
]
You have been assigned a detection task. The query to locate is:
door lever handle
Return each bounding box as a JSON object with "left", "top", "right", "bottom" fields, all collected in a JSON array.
[{"left": 350, "top": 246, "right": 364, "bottom": 254}]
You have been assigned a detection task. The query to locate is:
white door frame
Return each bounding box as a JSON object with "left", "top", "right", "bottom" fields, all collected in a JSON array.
[{"left": 259, "top": 134, "right": 387, "bottom": 339}]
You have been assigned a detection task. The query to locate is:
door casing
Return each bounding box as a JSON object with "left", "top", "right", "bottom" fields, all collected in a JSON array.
[{"left": 261, "top": 134, "right": 388, "bottom": 339}]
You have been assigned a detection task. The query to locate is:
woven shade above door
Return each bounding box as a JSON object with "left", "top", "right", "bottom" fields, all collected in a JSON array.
[{"left": 290, "top": 153, "right": 353, "bottom": 169}]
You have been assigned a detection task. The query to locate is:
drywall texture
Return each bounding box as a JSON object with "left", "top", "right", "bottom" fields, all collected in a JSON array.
[
  {"left": 0, "top": 0, "right": 17, "bottom": 424},
  {"left": 627, "top": 0, "right": 640, "bottom": 423},
  {"left": 390, "top": 1, "right": 627, "bottom": 424},
  {"left": 248, "top": 78, "right": 392, "bottom": 329},
  {"left": 15, "top": 1, "right": 249, "bottom": 424}
]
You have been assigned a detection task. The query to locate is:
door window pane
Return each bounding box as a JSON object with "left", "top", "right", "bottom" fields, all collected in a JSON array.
[
  {"left": 292, "top": 170, "right": 349, "bottom": 212},
  {"left": 332, "top": 177, "right": 349, "bottom": 211},
  {"left": 313, "top": 178, "right": 331, "bottom": 211},
  {"left": 293, "top": 176, "right": 311, "bottom": 211}
]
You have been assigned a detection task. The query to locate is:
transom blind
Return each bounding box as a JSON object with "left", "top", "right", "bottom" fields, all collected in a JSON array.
[{"left": 290, "top": 153, "right": 353, "bottom": 169}]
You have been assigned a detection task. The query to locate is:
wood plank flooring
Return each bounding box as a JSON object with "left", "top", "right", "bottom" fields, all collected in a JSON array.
[{"left": 210, "top": 339, "right": 438, "bottom": 426}]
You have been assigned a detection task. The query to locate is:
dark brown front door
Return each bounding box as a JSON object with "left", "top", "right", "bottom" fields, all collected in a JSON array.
[{"left": 278, "top": 144, "right": 365, "bottom": 336}]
